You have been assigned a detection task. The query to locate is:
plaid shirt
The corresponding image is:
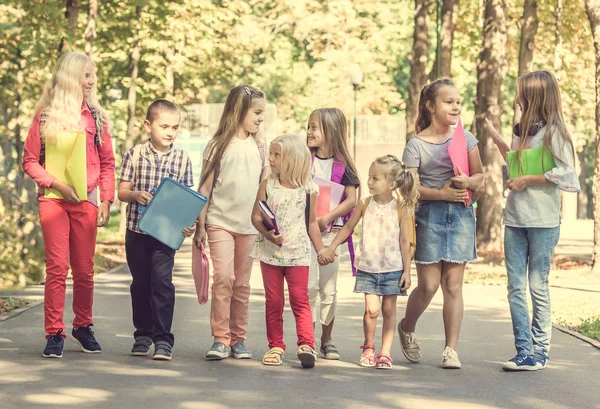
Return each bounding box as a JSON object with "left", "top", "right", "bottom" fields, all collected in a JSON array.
[{"left": 120, "top": 141, "right": 194, "bottom": 233}]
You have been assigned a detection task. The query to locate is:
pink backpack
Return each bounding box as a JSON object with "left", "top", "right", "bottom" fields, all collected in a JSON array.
[{"left": 191, "top": 243, "right": 210, "bottom": 304}]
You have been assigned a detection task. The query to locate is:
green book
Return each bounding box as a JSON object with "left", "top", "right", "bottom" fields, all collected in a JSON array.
[{"left": 506, "top": 147, "right": 556, "bottom": 178}]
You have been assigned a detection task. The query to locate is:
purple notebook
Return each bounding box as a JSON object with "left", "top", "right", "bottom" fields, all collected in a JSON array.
[{"left": 258, "top": 201, "right": 281, "bottom": 246}]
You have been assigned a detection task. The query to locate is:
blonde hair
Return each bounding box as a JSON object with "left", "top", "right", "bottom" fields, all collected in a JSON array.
[
  {"left": 373, "top": 154, "right": 419, "bottom": 215},
  {"left": 271, "top": 134, "right": 312, "bottom": 189},
  {"left": 200, "top": 85, "right": 266, "bottom": 187},
  {"left": 307, "top": 108, "right": 359, "bottom": 183},
  {"left": 515, "top": 71, "right": 575, "bottom": 167},
  {"left": 36, "top": 52, "right": 109, "bottom": 143}
]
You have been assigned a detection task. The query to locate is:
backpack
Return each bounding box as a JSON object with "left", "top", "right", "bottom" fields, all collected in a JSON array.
[
  {"left": 361, "top": 196, "right": 417, "bottom": 260},
  {"left": 38, "top": 104, "right": 100, "bottom": 165},
  {"left": 129, "top": 144, "right": 189, "bottom": 185}
]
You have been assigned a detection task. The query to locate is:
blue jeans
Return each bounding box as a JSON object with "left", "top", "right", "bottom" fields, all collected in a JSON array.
[{"left": 504, "top": 226, "right": 560, "bottom": 356}]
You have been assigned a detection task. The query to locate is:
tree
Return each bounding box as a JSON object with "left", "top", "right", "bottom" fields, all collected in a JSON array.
[
  {"left": 406, "top": 0, "right": 432, "bottom": 138},
  {"left": 513, "top": 0, "right": 538, "bottom": 123},
  {"left": 84, "top": 0, "right": 98, "bottom": 56},
  {"left": 585, "top": 0, "right": 600, "bottom": 273},
  {"left": 474, "top": 0, "right": 508, "bottom": 252},
  {"left": 430, "top": 0, "right": 458, "bottom": 79}
]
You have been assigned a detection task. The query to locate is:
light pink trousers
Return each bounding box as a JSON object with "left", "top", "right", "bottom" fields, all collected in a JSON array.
[{"left": 207, "top": 225, "right": 256, "bottom": 346}]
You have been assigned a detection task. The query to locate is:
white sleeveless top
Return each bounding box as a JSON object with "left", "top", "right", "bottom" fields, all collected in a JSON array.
[{"left": 354, "top": 197, "right": 404, "bottom": 273}]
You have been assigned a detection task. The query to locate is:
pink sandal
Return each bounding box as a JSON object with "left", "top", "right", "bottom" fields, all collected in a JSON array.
[
  {"left": 376, "top": 353, "right": 393, "bottom": 369},
  {"left": 359, "top": 345, "right": 376, "bottom": 367}
]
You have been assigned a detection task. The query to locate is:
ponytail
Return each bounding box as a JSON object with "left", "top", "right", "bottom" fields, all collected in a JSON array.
[{"left": 414, "top": 78, "right": 456, "bottom": 135}]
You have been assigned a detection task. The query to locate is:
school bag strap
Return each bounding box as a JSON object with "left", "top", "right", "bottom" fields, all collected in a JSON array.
[
  {"left": 38, "top": 103, "right": 100, "bottom": 166},
  {"left": 361, "top": 196, "right": 417, "bottom": 260}
]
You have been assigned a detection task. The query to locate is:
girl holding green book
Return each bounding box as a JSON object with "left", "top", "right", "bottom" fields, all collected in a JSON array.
[{"left": 486, "top": 71, "right": 580, "bottom": 372}]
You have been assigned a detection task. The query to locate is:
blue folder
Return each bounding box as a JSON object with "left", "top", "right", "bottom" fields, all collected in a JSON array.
[{"left": 138, "top": 178, "right": 208, "bottom": 250}]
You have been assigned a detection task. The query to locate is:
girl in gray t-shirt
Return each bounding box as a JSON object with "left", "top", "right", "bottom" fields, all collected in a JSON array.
[{"left": 397, "top": 78, "right": 485, "bottom": 370}]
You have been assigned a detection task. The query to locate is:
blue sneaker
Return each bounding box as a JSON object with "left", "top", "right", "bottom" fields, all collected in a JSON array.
[
  {"left": 42, "top": 330, "right": 64, "bottom": 358},
  {"left": 152, "top": 341, "right": 173, "bottom": 361},
  {"left": 230, "top": 342, "right": 252, "bottom": 359},
  {"left": 205, "top": 342, "right": 229, "bottom": 360},
  {"left": 71, "top": 324, "right": 102, "bottom": 353},
  {"left": 502, "top": 353, "right": 538, "bottom": 371},
  {"left": 534, "top": 351, "right": 549, "bottom": 370}
]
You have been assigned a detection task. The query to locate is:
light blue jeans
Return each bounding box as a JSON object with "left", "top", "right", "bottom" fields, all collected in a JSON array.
[{"left": 504, "top": 226, "right": 560, "bottom": 356}]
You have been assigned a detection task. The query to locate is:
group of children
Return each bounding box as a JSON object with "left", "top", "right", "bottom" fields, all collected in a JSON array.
[{"left": 23, "top": 52, "right": 580, "bottom": 372}]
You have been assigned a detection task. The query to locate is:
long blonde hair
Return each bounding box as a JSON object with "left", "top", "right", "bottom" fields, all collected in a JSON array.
[
  {"left": 271, "top": 134, "right": 312, "bottom": 189},
  {"left": 200, "top": 85, "right": 266, "bottom": 188},
  {"left": 373, "top": 155, "right": 419, "bottom": 215},
  {"left": 515, "top": 71, "right": 574, "bottom": 166},
  {"left": 307, "top": 108, "right": 359, "bottom": 182},
  {"left": 36, "top": 52, "right": 108, "bottom": 143}
]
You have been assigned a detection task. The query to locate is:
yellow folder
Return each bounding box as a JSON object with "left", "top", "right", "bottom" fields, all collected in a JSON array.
[{"left": 44, "top": 130, "right": 87, "bottom": 200}]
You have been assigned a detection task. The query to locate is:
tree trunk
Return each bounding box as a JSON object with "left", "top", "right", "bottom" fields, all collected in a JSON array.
[
  {"left": 406, "top": 0, "right": 432, "bottom": 139},
  {"left": 84, "top": 0, "right": 98, "bottom": 56},
  {"left": 474, "top": 0, "right": 508, "bottom": 253},
  {"left": 554, "top": 0, "right": 563, "bottom": 76},
  {"left": 65, "top": 0, "right": 80, "bottom": 34},
  {"left": 512, "top": 0, "right": 538, "bottom": 124},
  {"left": 430, "top": 0, "right": 458, "bottom": 79},
  {"left": 120, "top": 5, "right": 143, "bottom": 235},
  {"left": 585, "top": 0, "right": 600, "bottom": 273}
]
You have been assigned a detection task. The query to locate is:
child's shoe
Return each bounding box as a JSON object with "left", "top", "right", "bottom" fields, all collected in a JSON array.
[
  {"left": 502, "top": 353, "right": 538, "bottom": 371},
  {"left": 71, "top": 324, "right": 102, "bottom": 353},
  {"left": 397, "top": 318, "right": 422, "bottom": 363},
  {"left": 320, "top": 341, "right": 341, "bottom": 360},
  {"left": 131, "top": 336, "right": 153, "bottom": 356},
  {"left": 42, "top": 330, "right": 64, "bottom": 358},
  {"left": 358, "top": 345, "right": 376, "bottom": 367},
  {"left": 205, "top": 342, "right": 229, "bottom": 360},
  {"left": 230, "top": 342, "right": 252, "bottom": 359},
  {"left": 441, "top": 346, "right": 462, "bottom": 369},
  {"left": 297, "top": 345, "right": 317, "bottom": 368},
  {"left": 375, "top": 353, "right": 393, "bottom": 370},
  {"left": 152, "top": 341, "right": 172, "bottom": 361},
  {"left": 534, "top": 351, "right": 549, "bottom": 370}
]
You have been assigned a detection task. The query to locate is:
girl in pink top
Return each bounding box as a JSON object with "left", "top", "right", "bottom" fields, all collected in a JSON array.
[{"left": 22, "top": 52, "right": 115, "bottom": 359}]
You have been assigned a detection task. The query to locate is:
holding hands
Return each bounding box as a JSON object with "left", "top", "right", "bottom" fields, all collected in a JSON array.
[{"left": 317, "top": 247, "right": 336, "bottom": 266}]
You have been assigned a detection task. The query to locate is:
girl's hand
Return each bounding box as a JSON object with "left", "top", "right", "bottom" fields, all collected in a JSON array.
[
  {"left": 193, "top": 225, "right": 206, "bottom": 248},
  {"left": 266, "top": 229, "right": 283, "bottom": 246},
  {"left": 485, "top": 118, "right": 511, "bottom": 155},
  {"left": 134, "top": 191, "right": 153, "bottom": 206},
  {"left": 450, "top": 167, "right": 470, "bottom": 189},
  {"left": 182, "top": 224, "right": 197, "bottom": 238},
  {"left": 97, "top": 201, "right": 110, "bottom": 227},
  {"left": 53, "top": 180, "right": 81, "bottom": 203},
  {"left": 440, "top": 180, "right": 469, "bottom": 203},
  {"left": 317, "top": 217, "right": 329, "bottom": 233},
  {"left": 400, "top": 273, "right": 411, "bottom": 291},
  {"left": 317, "top": 247, "right": 335, "bottom": 265},
  {"left": 506, "top": 176, "right": 529, "bottom": 192}
]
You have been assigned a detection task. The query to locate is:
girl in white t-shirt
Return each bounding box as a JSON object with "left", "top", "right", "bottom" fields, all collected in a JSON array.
[
  {"left": 193, "top": 85, "right": 268, "bottom": 361},
  {"left": 251, "top": 134, "right": 326, "bottom": 368},
  {"left": 320, "top": 155, "right": 418, "bottom": 369}
]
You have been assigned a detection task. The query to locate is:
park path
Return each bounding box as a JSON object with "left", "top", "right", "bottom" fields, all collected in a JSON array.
[{"left": 1, "top": 227, "right": 599, "bottom": 409}]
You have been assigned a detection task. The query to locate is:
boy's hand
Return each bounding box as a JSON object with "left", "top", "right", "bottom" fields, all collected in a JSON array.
[
  {"left": 265, "top": 229, "right": 283, "bottom": 246},
  {"left": 400, "top": 273, "right": 411, "bottom": 291},
  {"left": 134, "top": 191, "right": 153, "bottom": 206},
  {"left": 193, "top": 225, "right": 206, "bottom": 248},
  {"left": 182, "top": 224, "right": 196, "bottom": 238},
  {"left": 97, "top": 201, "right": 111, "bottom": 227},
  {"left": 317, "top": 217, "right": 329, "bottom": 233}
]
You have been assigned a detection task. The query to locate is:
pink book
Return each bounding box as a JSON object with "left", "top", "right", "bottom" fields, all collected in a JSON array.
[
  {"left": 446, "top": 119, "right": 472, "bottom": 207},
  {"left": 191, "top": 243, "right": 209, "bottom": 304},
  {"left": 313, "top": 176, "right": 345, "bottom": 232}
]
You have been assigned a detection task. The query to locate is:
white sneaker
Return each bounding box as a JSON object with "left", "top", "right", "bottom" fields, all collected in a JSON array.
[{"left": 442, "top": 346, "right": 462, "bottom": 369}]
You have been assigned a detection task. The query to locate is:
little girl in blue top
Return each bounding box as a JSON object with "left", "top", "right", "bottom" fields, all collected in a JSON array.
[{"left": 487, "top": 71, "right": 580, "bottom": 371}]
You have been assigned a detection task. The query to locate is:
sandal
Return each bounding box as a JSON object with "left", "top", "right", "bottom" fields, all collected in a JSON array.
[
  {"left": 262, "top": 347, "right": 284, "bottom": 366},
  {"left": 359, "top": 345, "right": 376, "bottom": 367},
  {"left": 376, "top": 353, "right": 393, "bottom": 370},
  {"left": 297, "top": 345, "right": 317, "bottom": 368}
]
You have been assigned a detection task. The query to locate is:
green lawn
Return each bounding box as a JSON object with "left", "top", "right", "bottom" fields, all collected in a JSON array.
[
  {"left": 580, "top": 316, "right": 600, "bottom": 341},
  {"left": 0, "top": 297, "right": 30, "bottom": 314}
]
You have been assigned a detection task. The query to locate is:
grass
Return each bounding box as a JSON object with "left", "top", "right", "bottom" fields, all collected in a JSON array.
[
  {"left": 95, "top": 210, "right": 126, "bottom": 274},
  {"left": 0, "top": 297, "right": 30, "bottom": 315},
  {"left": 96, "top": 210, "right": 124, "bottom": 244},
  {"left": 579, "top": 317, "right": 600, "bottom": 341}
]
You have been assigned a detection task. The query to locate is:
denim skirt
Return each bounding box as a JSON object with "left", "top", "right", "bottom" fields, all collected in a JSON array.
[
  {"left": 414, "top": 200, "right": 477, "bottom": 264},
  {"left": 354, "top": 270, "right": 404, "bottom": 296}
]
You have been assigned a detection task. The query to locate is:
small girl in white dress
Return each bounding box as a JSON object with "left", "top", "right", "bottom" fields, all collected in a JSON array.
[{"left": 319, "top": 155, "right": 418, "bottom": 369}]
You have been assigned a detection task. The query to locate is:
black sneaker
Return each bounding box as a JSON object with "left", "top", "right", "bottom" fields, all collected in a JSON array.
[
  {"left": 131, "top": 336, "right": 153, "bottom": 356},
  {"left": 42, "top": 329, "right": 64, "bottom": 358},
  {"left": 71, "top": 324, "right": 102, "bottom": 353},
  {"left": 152, "top": 341, "right": 172, "bottom": 361}
]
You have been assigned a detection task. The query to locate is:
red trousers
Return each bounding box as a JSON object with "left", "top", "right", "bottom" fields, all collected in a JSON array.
[
  {"left": 39, "top": 198, "right": 97, "bottom": 337},
  {"left": 260, "top": 262, "right": 314, "bottom": 350}
]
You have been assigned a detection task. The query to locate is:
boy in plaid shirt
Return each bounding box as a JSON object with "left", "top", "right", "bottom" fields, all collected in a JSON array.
[{"left": 118, "top": 100, "right": 194, "bottom": 361}]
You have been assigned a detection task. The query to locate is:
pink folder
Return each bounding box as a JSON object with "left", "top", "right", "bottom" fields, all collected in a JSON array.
[
  {"left": 313, "top": 176, "right": 345, "bottom": 231},
  {"left": 191, "top": 243, "right": 209, "bottom": 304},
  {"left": 446, "top": 119, "right": 472, "bottom": 207}
]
